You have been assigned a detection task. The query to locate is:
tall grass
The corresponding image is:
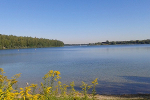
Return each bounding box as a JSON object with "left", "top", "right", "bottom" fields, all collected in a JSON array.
[{"left": 0, "top": 68, "right": 98, "bottom": 100}]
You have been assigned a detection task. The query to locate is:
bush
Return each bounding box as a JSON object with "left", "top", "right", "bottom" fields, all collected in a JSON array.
[{"left": 0, "top": 68, "right": 98, "bottom": 100}]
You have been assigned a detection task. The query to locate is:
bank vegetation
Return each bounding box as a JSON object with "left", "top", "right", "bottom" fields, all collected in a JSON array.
[{"left": 0, "top": 34, "right": 64, "bottom": 49}]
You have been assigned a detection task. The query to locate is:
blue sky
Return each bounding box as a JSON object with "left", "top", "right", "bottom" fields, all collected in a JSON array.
[{"left": 0, "top": 0, "right": 150, "bottom": 44}]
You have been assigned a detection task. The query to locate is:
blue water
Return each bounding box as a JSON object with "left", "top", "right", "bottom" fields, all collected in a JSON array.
[{"left": 0, "top": 44, "right": 150, "bottom": 94}]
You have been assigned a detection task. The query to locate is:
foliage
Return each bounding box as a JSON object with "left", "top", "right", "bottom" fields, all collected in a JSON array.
[
  {"left": 0, "top": 34, "right": 64, "bottom": 49},
  {"left": 80, "top": 81, "right": 92, "bottom": 100},
  {"left": 92, "top": 39, "right": 150, "bottom": 45},
  {"left": 91, "top": 78, "right": 98, "bottom": 100},
  {"left": 0, "top": 68, "right": 98, "bottom": 100}
]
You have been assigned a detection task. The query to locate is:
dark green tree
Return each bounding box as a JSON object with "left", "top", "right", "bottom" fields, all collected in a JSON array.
[{"left": 0, "top": 34, "right": 64, "bottom": 49}]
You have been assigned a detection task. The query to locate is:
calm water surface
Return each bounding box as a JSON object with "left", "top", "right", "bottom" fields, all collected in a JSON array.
[{"left": 0, "top": 44, "right": 150, "bottom": 94}]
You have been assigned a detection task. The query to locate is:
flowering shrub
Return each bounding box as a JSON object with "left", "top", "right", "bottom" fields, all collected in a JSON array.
[{"left": 0, "top": 68, "right": 98, "bottom": 100}]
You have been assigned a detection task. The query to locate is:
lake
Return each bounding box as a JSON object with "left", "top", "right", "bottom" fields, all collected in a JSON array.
[{"left": 0, "top": 44, "right": 150, "bottom": 94}]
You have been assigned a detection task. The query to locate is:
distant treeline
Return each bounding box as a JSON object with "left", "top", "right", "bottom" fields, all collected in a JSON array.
[
  {"left": 90, "top": 39, "right": 150, "bottom": 45},
  {"left": 0, "top": 34, "right": 64, "bottom": 49}
]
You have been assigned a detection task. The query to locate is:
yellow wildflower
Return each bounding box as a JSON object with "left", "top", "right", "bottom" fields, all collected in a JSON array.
[
  {"left": 55, "top": 71, "right": 60, "bottom": 75},
  {"left": 52, "top": 73, "right": 55, "bottom": 77},
  {"left": 46, "top": 87, "right": 51, "bottom": 93},
  {"left": 33, "top": 94, "right": 40, "bottom": 100},
  {"left": 58, "top": 81, "right": 61, "bottom": 85},
  {"left": 30, "top": 84, "right": 38, "bottom": 88},
  {"left": 92, "top": 78, "right": 98, "bottom": 84},
  {"left": 50, "top": 70, "right": 53, "bottom": 74}
]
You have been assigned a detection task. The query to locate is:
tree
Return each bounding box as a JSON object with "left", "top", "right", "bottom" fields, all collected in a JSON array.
[
  {"left": 0, "top": 34, "right": 64, "bottom": 49},
  {"left": 106, "top": 40, "right": 109, "bottom": 44}
]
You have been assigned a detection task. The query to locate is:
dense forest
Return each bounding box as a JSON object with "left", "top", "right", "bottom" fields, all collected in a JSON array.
[
  {"left": 0, "top": 34, "right": 64, "bottom": 49},
  {"left": 91, "top": 39, "right": 150, "bottom": 45}
]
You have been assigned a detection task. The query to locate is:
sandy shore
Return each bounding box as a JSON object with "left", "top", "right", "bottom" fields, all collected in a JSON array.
[{"left": 93, "top": 94, "right": 150, "bottom": 100}]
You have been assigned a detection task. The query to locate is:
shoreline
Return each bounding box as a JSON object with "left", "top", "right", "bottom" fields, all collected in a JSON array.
[{"left": 94, "top": 94, "right": 150, "bottom": 100}]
